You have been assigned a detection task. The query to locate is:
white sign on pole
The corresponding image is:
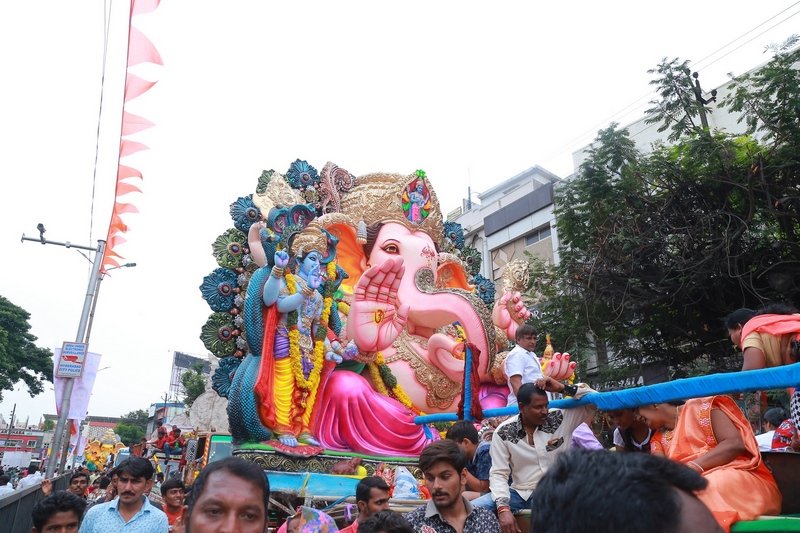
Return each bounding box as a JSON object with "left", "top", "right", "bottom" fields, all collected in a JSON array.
[{"left": 55, "top": 342, "right": 88, "bottom": 378}]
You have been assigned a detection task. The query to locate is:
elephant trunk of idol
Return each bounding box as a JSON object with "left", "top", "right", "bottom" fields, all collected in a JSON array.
[{"left": 402, "top": 270, "right": 492, "bottom": 382}]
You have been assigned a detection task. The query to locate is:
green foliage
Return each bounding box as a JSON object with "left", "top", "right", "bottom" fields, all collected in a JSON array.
[
  {"left": 645, "top": 58, "right": 710, "bottom": 141},
  {"left": 723, "top": 36, "right": 800, "bottom": 146},
  {"left": 115, "top": 422, "right": 145, "bottom": 446},
  {"left": 181, "top": 362, "right": 207, "bottom": 407},
  {"left": 0, "top": 296, "right": 53, "bottom": 401},
  {"left": 115, "top": 409, "right": 149, "bottom": 446},
  {"left": 118, "top": 409, "right": 149, "bottom": 431},
  {"left": 545, "top": 46, "right": 800, "bottom": 385},
  {"left": 42, "top": 419, "right": 55, "bottom": 431}
]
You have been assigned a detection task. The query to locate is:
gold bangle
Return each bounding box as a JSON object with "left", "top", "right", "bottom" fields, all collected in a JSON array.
[
  {"left": 271, "top": 266, "right": 284, "bottom": 278},
  {"left": 302, "top": 285, "right": 315, "bottom": 297},
  {"left": 687, "top": 460, "right": 704, "bottom": 473}
]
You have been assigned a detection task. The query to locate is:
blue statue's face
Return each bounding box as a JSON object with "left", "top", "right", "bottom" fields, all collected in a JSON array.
[
  {"left": 416, "top": 183, "right": 424, "bottom": 193},
  {"left": 299, "top": 252, "right": 321, "bottom": 277}
]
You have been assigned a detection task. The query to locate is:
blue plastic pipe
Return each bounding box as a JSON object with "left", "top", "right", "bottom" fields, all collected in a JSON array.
[{"left": 414, "top": 364, "right": 800, "bottom": 425}]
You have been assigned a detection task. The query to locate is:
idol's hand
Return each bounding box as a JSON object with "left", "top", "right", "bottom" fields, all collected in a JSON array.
[
  {"left": 492, "top": 291, "right": 531, "bottom": 340},
  {"left": 348, "top": 257, "right": 409, "bottom": 352},
  {"left": 544, "top": 352, "right": 577, "bottom": 381},
  {"left": 325, "top": 351, "right": 343, "bottom": 364},
  {"left": 274, "top": 250, "right": 289, "bottom": 268}
]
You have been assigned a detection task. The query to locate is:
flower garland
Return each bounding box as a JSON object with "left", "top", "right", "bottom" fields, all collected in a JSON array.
[
  {"left": 284, "top": 272, "right": 325, "bottom": 410},
  {"left": 368, "top": 352, "right": 425, "bottom": 415},
  {"left": 301, "top": 262, "right": 338, "bottom": 415}
]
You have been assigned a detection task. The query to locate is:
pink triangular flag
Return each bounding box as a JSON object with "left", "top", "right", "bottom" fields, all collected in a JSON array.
[
  {"left": 109, "top": 235, "right": 128, "bottom": 248},
  {"left": 114, "top": 202, "right": 140, "bottom": 215},
  {"left": 118, "top": 164, "right": 143, "bottom": 182},
  {"left": 120, "top": 139, "right": 149, "bottom": 157},
  {"left": 124, "top": 73, "right": 157, "bottom": 102},
  {"left": 128, "top": 27, "right": 163, "bottom": 67},
  {"left": 116, "top": 181, "right": 143, "bottom": 196},
  {"left": 102, "top": 257, "right": 121, "bottom": 270},
  {"left": 121, "top": 111, "right": 155, "bottom": 136},
  {"left": 131, "top": 0, "right": 160, "bottom": 16}
]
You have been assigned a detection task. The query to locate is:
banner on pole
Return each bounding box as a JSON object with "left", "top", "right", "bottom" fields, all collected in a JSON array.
[{"left": 54, "top": 350, "right": 102, "bottom": 421}]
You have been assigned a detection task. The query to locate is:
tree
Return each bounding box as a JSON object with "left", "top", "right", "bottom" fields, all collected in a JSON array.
[
  {"left": 119, "top": 409, "right": 149, "bottom": 431},
  {"left": 42, "top": 419, "right": 55, "bottom": 431},
  {"left": 544, "top": 44, "right": 800, "bottom": 385},
  {"left": 0, "top": 296, "right": 53, "bottom": 400},
  {"left": 181, "top": 362, "right": 207, "bottom": 407},
  {"left": 115, "top": 422, "right": 145, "bottom": 446},
  {"left": 115, "top": 409, "right": 149, "bottom": 446}
]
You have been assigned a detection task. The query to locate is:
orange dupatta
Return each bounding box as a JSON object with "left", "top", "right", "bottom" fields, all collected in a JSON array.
[{"left": 652, "top": 396, "right": 781, "bottom": 530}]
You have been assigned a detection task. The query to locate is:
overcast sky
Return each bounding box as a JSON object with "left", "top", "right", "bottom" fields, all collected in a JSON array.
[{"left": 1, "top": 1, "right": 797, "bottom": 425}]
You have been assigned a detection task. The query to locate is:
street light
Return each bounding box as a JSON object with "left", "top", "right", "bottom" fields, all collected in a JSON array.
[{"left": 22, "top": 230, "right": 105, "bottom": 479}]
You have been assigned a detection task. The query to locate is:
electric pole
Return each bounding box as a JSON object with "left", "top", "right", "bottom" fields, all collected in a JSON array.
[{"left": 22, "top": 227, "right": 106, "bottom": 478}]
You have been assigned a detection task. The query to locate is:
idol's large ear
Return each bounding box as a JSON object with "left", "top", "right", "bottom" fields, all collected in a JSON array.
[
  {"left": 436, "top": 253, "right": 473, "bottom": 291},
  {"left": 314, "top": 215, "right": 365, "bottom": 298}
]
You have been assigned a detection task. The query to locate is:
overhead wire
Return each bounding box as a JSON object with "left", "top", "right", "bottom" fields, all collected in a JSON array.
[
  {"left": 88, "top": 0, "right": 114, "bottom": 246},
  {"left": 540, "top": 1, "right": 800, "bottom": 168},
  {"left": 628, "top": 6, "right": 800, "bottom": 143}
]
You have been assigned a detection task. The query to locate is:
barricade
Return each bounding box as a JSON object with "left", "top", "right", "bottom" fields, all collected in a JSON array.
[{"left": 0, "top": 474, "right": 70, "bottom": 533}]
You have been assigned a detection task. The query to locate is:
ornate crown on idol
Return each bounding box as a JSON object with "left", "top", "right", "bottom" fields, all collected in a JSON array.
[
  {"left": 290, "top": 226, "right": 328, "bottom": 257},
  {"left": 250, "top": 166, "right": 444, "bottom": 247},
  {"left": 339, "top": 170, "right": 444, "bottom": 244}
]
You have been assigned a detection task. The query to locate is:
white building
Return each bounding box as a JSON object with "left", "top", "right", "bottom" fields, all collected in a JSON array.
[{"left": 448, "top": 166, "right": 562, "bottom": 282}]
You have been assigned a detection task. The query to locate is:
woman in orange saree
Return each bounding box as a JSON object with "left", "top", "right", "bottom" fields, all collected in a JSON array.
[{"left": 638, "top": 396, "right": 781, "bottom": 531}]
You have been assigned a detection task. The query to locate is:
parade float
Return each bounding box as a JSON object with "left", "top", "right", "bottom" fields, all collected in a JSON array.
[
  {"left": 199, "top": 160, "right": 800, "bottom": 528},
  {"left": 198, "top": 161, "right": 550, "bottom": 504}
]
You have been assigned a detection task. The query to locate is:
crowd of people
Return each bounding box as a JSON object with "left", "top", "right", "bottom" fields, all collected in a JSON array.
[{"left": 18, "top": 302, "right": 800, "bottom": 532}]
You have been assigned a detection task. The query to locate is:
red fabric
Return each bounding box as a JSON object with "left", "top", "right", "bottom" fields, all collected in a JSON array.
[
  {"left": 739, "top": 314, "right": 800, "bottom": 348},
  {"left": 338, "top": 521, "right": 359, "bottom": 533},
  {"left": 164, "top": 506, "right": 182, "bottom": 526},
  {"left": 255, "top": 305, "right": 279, "bottom": 429},
  {"left": 166, "top": 434, "right": 186, "bottom": 447},
  {"left": 772, "top": 419, "right": 796, "bottom": 449}
]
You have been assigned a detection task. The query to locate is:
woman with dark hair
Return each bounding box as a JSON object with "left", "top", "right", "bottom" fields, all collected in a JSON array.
[
  {"left": 638, "top": 397, "right": 781, "bottom": 530},
  {"left": 725, "top": 303, "right": 800, "bottom": 450}
]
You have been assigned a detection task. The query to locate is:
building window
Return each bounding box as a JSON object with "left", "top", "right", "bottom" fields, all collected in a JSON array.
[
  {"left": 525, "top": 225, "right": 552, "bottom": 246},
  {"left": 27, "top": 440, "right": 37, "bottom": 447}
]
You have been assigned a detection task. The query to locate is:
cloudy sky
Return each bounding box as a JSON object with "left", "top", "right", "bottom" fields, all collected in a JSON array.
[{"left": 1, "top": 0, "right": 797, "bottom": 424}]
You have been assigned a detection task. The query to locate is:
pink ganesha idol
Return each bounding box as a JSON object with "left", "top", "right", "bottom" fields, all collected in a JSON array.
[{"left": 245, "top": 168, "right": 532, "bottom": 457}]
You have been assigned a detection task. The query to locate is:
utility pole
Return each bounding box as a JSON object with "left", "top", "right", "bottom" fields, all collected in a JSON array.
[
  {"left": 22, "top": 227, "right": 106, "bottom": 478},
  {"left": 3, "top": 404, "right": 16, "bottom": 463},
  {"left": 692, "top": 71, "right": 717, "bottom": 130}
]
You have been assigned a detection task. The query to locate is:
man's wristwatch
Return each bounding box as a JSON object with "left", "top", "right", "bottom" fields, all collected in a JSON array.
[{"left": 562, "top": 383, "right": 578, "bottom": 396}]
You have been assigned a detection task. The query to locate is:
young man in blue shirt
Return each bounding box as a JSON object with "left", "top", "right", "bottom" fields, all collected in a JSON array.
[
  {"left": 446, "top": 420, "right": 492, "bottom": 500},
  {"left": 79, "top": 457, "right": 168, "bottom": 532}
]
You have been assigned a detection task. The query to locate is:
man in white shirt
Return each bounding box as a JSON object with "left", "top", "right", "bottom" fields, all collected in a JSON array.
[
  {"left": 16, "top": 463, "right": 43, "bottom": 491},
  {"left": 504, "top": 325, "right": 542, "bottom": 406},
  {"left": 473, "top": 378, "right": 596, "bottom": 533}
]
